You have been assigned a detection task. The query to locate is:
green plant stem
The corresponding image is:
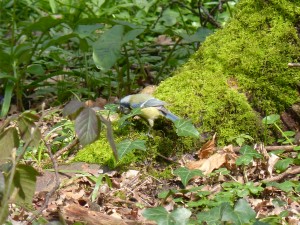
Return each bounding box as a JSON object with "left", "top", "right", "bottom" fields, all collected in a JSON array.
[
  {"left": 274, "top": 123, "right": 294, "bottom": 145},
  {"left": 123, "top": 46, "right": 131, "bottom": 95},
  {"left": 131, "top": 41, "right": 148, "bottom": 79},
  {"left": 155, "top": 37, "right": 182, "bottom": 83}
]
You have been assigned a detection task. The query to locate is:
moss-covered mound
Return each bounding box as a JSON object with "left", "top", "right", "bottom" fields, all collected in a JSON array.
[{"left": 156, "top": 0, "right": 300, "bottom": 144}]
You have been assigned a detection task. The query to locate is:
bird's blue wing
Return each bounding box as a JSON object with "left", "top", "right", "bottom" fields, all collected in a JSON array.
[{"left": 140, "top": 98, "right": 166, "bottom": 108}]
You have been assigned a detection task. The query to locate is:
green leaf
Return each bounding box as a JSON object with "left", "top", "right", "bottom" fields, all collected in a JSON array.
[
  {"left": 180, "top": 27, "right": 213, "bottom": 43},
  {"left": 1, "top": 80, "right": 14, "bottom": 117},
  {"left": 116, "top": 139, "right": 146, "bottom": 159},
  {"left": 118, "top": 108, "right": 142, "bottom": 126},
  {"left": 197, "top": 202, "right": 231, "bottom": 225},
  {"left": 161, "top": 8, "right": 179, "bottom": 26},
  {"left": 262, "top": 114, "right": 280, "bottom": 125},
  {"left": 74, "top": 24, "right": 104, "bottom": 39},
  {"left": 142, "top": 206, "right": 170, "bottom": 225},
  {"left": 174, "top": 119, "right": 199, "bottom": 138},
  {"left": 93, "top": 25, "right": 124, "bottom": 71},
  {"left": 0, "top": 127, "right": 19, "bottom": 161},
  {"left": 274, "top": 158, "right": 293, "bottom": 172},
  {"left": 12, "top": 165, "right": 39, "bottom": 205},
  {"left": 142, "top": 206, "right": 191, "bottom": 225},
  {"left": 173, "top": 167, "right": 203, "bottom": 187},
  {"left": 91, "top": 175, "right": 104, "bottom": 202},
  {"left": 75, "top": 108, "right": 100, "bottom": 146},
  {"left": 282, "top": 131, "right": 295, "bottom": 137},
  {"left": 24, "top": 16, "right": 62, "bottom": 33},
  {"left": 26, "top": 64, "right": 45, "bottom": 76},
  {"left": 222, "top": 199, "right": 256, "bottom": 225},
  {"left": 293, "top": 146, "right": 300, "bottom": 151},
  {"left": 63, "top": 100, "right": 85, "bottom": 118},
  {"left": 236, "top": 145, "right": 262, "bottom": 166},
  {"left": 266, "top": 181, "right": 295, "bottom": 192},
  {"left": 171, "top": 208, "right": 191, "bottom": 225},
  {"left": 17, "top": 112, "right": 41, "bottom": 148},
  {"left": 122, "top": 28, "right": 145, "bottom": 43}
]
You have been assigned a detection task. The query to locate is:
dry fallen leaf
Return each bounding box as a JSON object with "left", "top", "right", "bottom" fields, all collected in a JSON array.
[
  {"left": 198, "top": 133, "right": 216, "bottom": 159},
  {"left": 267, "top": 153, "right": 279, "bottom": 177}
]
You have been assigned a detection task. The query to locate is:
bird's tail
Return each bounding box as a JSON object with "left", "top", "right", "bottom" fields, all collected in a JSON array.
[{"left": 165, "top": 111, "right": 179, "bottom": 122}]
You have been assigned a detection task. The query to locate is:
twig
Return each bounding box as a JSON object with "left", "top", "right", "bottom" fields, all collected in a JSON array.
[
  {"left": 256, "top": 166, "right": 300, "bottom": 184},
  {"left": 27, "top": 141, "right": 60, "bottom": 223},
  {"left": 217, "top": 145, "right": 297, "bottom": 152},
  {"left": 53, "top": 138, "right": 79, "bottom": 159},
  {"left": 288, "top": 63, "right": 300, "bottom": 67}
]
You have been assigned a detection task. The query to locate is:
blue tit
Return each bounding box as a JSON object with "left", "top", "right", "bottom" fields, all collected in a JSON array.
[{"left": 119, "top": 93, "right": 179, "bottom": 127}]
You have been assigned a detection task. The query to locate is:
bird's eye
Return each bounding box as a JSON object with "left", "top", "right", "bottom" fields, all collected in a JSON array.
[{"left": 119, "top": 105, "right": 131, "bottom": 114}]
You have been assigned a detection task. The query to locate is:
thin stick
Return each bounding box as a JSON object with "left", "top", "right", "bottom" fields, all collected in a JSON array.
[{"left": 27, "top": 141, "right": 60, "bottom": 223}]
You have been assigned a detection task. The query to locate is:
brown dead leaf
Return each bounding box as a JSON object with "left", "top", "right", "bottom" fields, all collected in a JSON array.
[
  {"left": 267, "top": 153, "right": 279, "bottom": 177},
  {"left": 187, "top": 152, "right": 227, "bottom": 175},
  {"left": 198, "top": 133, "right": 216, "bottom": 159}
]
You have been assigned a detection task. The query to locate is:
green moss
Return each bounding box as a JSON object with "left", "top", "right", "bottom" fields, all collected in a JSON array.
[{"left": 155, "top": 0, "right": 300, "bottom": 144}]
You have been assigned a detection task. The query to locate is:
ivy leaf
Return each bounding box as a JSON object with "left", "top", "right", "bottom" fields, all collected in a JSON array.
[
  {"left": 236, "top": 145, "right": 262, "bottom": 166},
  {"left": 75, "top": 107, "right": 100, "bottom": 146},
  {"left": 262, "top": 114, "right": 280, "bottom": 125},
  {"left": 197, "top": 202, "right": 231, "bottom": 224},
  {"left": 174, "top": 119, "right": 199, "bottom": 138},
  {"left": 274, "top": 158, "right": 294, "bottom": 173},
  {"left": 222, "top": 199, "right": 256, "bottom": 225},
  {"left": 142, "top": 206, "right": 191, "bottom": 225},
  {"left": 117, "top": 139, "right": 146, "bottom": 159},
  {"left": 93, "top": 25, "right": 124, "bottom": 71},
  {"left": 173, "top": 167, "right": 203, "bottom": 187},
  {"left": 266, "top": 181, "right": 295, "bottom": 192}
]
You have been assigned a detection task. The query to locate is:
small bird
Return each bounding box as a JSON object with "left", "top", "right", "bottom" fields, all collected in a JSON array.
[{"left": 119, "top": 94, "right": 179, "bottom": 127}]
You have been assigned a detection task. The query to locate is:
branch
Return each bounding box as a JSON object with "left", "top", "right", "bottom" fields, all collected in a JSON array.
[{"left": 27, "top": 141, "right": 60, "bottom": 223}]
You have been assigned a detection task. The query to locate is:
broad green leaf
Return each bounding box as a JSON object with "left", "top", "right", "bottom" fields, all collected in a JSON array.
[
  {"left": 93, "top": 25, "right": 124, "bottom": 71},
  {"left": 235, "top": 154, "right": 253, "bottom": 166},
  {"left": 173, "top": 167, "right": 203, "bottom": 187},
  {"left": 75, "top": 108, "right": 100, "bottom": 146},
  {"left": 116, "top": 139, "right": 146, "bottom": 159},
  {"left": 17, "top": 112, "right": 41, "bottom": 148},
  {"left": 171, "top": 208, "right": 191, "bottom": 225},
  {"left": 142, "top": 206, "right": 170, "bottom": 225},
  {"left": 174, "top": 119, "right": 199, "bottom": 138},
  {"left": 24, "top": 16, "right": 62, "bottom": 33},
  {"left": 1, "top": 80, "right": 14, "bottom": 117},
  {"left": 197, "top": 202, "right": 231, "bottom": 225},
  {"left": 161, "top": 8, "right": 179, "bottom": 26},
  {"left": 74, "top": 24, "right": 104, "bottom": 39},
  {"left": 26, "top": 64, "right": 45, "bottom": 75},
  {"left": 63, "top": 100, "right": 85, "bottom": 118},
  {"left": 0, "top": 127, "right": 19, "bottom": 161},
  {"left": 180, "top": 28, "right": 213, "bottom": 43},
  {"left": 13, "top": 43, "right": 32, "bottom": 65},
  {"left": 222, "top": 199, "right": 256, "bottom": 225},
  {"left": 262, "top": 114, "right": 280, "bottom": 125},
  {"left": 266, "top": 181, "right": 295, "bottom": 192},
  {"left": 122, "top": 28, "right": 145, "bottom": 43},
  {"left": 236, "top": 145, "right": 262, "bottom": 166},
  {"left": 12, "top": 165, "right": 39, "bottom": 205},
  {"left": 274, "top": 158, "right": 293, "bottom": 172}
]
